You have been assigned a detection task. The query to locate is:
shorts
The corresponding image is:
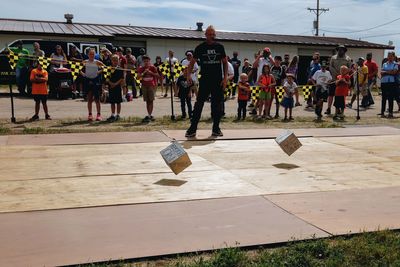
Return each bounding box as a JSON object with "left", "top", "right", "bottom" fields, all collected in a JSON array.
[
  {"left": 334, "top": 96, "right": 345, "bottom": 109},
  {"left": 259, "top": 90, "right": 272, "bottom": 101},
  {"left": 281, "top": 97, "right": 294, "bottom": 108},
  {"left": 33, "top": 94, "right": 48, "bottom": 103},
  {"left": 328, "top": 83, "right": 336, "bottom": 97},
  {"left": 84, "top": 77, "right": 101, "bottom": 100},
  {"left": 315, "top": 87, "right": 328, "bottom": 102},
  {"left": 142, "top": 85, "right": 155, "bottom": 102},
  {"left": 108, "top": 86, "right": 123, "bottom": 104}
]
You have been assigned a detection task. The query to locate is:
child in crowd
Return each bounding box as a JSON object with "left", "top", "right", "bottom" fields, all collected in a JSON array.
[
  {"left": 282, "top": 73, "right": 297, "bottom": 121},
  {"left": 177, "top": 68, "right": 193, "bottom": 119},
  {"left": 237, "top": 73, "right": 250, "bottom": 120},
  {"left": 311, "top": 61, "right": 332, "bottom": 121},
  {"left": 138, "top": 55, "right": 159, "bottom": 122},
  {"left": 257, "top": 65, "right": 276, "bottom": 119},
  {"left": 106, "top": 55, "right": 125, "bottom": 122},
  {"left": 30, "top": 61, "right": 51, "bottom": 121},
  {"left": 334, "top": 65, "right": 351, "bottom": 120}
]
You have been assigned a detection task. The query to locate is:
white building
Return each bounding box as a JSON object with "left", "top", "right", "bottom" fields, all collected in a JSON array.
[{"left": 0, "top": 17, "right": 393, "bottom": 85}]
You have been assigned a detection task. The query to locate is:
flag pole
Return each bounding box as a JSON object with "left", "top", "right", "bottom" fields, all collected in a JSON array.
[{"left": 169, "top": 58, "right": 176, "bottom": 121}]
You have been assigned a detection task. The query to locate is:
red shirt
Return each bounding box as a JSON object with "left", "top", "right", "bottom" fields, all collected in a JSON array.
[
  {"left": 238, "top": 81, "right": 250, "bottom": 101},
  {"left": 138, "top": 65, "right": 158, "bottom": 87},
  {"left": 335, "top": 74, "right": 350, "bottom": 96},
  {"left": 364, "top": 60, "right": 378, "bottom": 80},
  {"left": 118, "top": 54, "right": 127, "bottom": 68}
]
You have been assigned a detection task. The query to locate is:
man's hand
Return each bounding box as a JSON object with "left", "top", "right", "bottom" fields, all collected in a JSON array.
[{"left": 186, "top": 76, "right": 193, "bottom": 86}]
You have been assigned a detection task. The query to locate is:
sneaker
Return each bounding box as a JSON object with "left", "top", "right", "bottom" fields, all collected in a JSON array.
[
  {"left": 45, "top": 114, "right": 52, "bottom": 120},
  {"left": 163, "top": 94, "right": 168, "bottom": 98},
  {"left": 388, "top": 113, "right": 394, "bottom": 119},
  {"left": 295, "top": 102, "right": 302, "bottom": 107},
  {"left": 289, "top": 116, "right": 294, "bottom": 121},
  {"left": 150, "top": 115, "right": 155, "bottom": 121},
  {"left": 181, "top": 114, "right": 187, "bottom": 119},
  {"left": 324, "top": 108, "right": 331, "bottom": 115},
  {"left": 333, "top": 115, "right": 340, "bottom": 121},
  {"left": 266, "top": 115, "right": 273, "bottom": 120},
  {"left": 115, "top": 115, "right": 120, "bottom": 121},
  {"left": 274, "top": 114, "right": 280, "bottom": 119},
  {"left": 88, "top": 114, "right": 93, "bottom": 121},
  {"left": 346, "top": 103, "right": 352, "bottom": 109},
  {"left": 107, "top": 115, "right": 116, "bottom": 122},
  {"left": 212, "top": 129, "right": 223, "bottom": 137},
  {"left": 185, "top": 129, "right": 196, "bottom": 138},
  {"left": 143, "top": 116, "right": 150, "bottom": 122},
  {"left": 96, "top": 114, "right": 102, "bottom": 121},
  {"left": 249, "top": 109, "right": 257, "bottom": 115},
  {"left": 30, "top": 115, "right": 39, "bottom": 121}
]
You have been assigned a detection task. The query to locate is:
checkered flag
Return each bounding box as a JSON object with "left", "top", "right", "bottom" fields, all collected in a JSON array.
[
  {"left": 69, "top": 61, "right": 83, "bottom": 81},
  {"left": 130, "top": 69, "right": 142, "bottom": 87},
  {"left": 251, "top": 86, "right": 260, "bottom": 101},
  {"left": 301, "top": 85, "right": 313, "bottom": 101},
  {"left": 7, "top": 50, "right": 19, "bottom": 70},
  {"left": 158, "top": 62, "right": 171, "bottom": 77},
  {"left": 37, "top": 56, "right": 50, "bottom": 69},
  {"left": 173, "top": 62, "right": 186, "bottom": 79},
  {"left": 102, "top": 66, "right": 114, "bottom": 81},
  {"left": 225, "top": 80, "right": 237, "bottom": 98},
  {"left": 275, "top": 86, "right": 285, "bottom": 103}
]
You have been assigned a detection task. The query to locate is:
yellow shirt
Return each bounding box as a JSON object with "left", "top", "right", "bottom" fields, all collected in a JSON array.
[{"left": 358, "top": 65, "right": 368, "bottom": 85}]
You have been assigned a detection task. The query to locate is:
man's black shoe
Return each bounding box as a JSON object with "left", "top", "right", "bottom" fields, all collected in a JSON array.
[
  {"left": 185, "top": 129, "right": 196, "bottom": 138},
  {"left": 212, "top": 129, "right": 223, "bottom": 137}
]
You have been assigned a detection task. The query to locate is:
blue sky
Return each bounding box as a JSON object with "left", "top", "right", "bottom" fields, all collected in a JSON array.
[{"left": 3, "top": 0, "right": 399, "bottom": 53}]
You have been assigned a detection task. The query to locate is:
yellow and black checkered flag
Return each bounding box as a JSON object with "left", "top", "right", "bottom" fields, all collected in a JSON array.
[
  {"left": 69, "top": 61, "right": 83, "bottom": 81},
  {"left": 251, "top": 86, "right": 260, "bottom": 101},
  {"left": 7, "top": 50, "right": 19, "bottom": 70},
  {"left": 102, "top": 66, "right": 115, "bottom": 81},
  {"left": 225, "top": 80, "right": 237, "bottom": 98},
  {"left": 173, "top": 62, "right": 186, "bottom": 78},
  {"left": 37, "top": 56, "right": 50, "bottom": 69},
  {"left": 158, "top": 62, "right": 170, "bottom": 77},
  {"left": 301, "top": 85, "right": 313, "bottom": 101},
  {"left": 130, "top": 69, "right": 141, "bottom": 87},
  {"left": 275, "top": 86, "right": 285, "bottom": 103}
]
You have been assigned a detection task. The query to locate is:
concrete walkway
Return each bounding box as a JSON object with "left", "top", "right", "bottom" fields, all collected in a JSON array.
[{"left": 1, "top": 127, "right": 400, "bottom": 266}]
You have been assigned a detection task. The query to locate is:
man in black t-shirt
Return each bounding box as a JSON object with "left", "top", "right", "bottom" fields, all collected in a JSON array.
[
  {"left": 229, "top": 51, "right": 241, "bottom": 97},
  {"left": 185, "top": 25, "right": 228, "bottom": 138}
]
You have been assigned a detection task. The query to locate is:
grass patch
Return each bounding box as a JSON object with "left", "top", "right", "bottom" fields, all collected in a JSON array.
[
  {"left": 22, "top": 126, "right": 46, "bottom": 134},
  {"left": 76, "top": 230, "right": 400, "bottom": 267},
  {"left": 0, "top": 115, "right": 397, "bottom": 135}
]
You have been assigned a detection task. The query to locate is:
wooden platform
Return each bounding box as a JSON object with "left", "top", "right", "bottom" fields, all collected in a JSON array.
[{"left": 1, "top": 127, "right": 400, "bottom": 266}]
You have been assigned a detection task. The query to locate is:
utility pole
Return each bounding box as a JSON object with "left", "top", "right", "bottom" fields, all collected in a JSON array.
[{"left": 307, "top": 0, "right": 329, "bottom": 36}]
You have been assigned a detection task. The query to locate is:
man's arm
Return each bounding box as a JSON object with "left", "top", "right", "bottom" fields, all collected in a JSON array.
[
  {"left": 221, "top": 56, "right": 228, "bottom": 89},
  {"left": 186, "top": 57, "right": 197, "bottom": 84}
]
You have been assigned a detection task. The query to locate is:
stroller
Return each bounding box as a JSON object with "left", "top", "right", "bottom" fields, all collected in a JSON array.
[{"left": 49, "top": 67, "right": 74, "bottom": 99}]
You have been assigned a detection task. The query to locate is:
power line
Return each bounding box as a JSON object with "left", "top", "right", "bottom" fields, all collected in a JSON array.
[
  {"left": 361, "top": 32, "right": 400, "bottom": 39},
  {"left": 320, "top": 16, "right": 400, "bottom": 34},
  {"left": 307, "top": 0, "right": 329, "bottom": 36}
]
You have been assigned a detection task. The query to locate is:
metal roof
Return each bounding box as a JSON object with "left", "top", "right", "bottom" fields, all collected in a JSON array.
[{"left": 0, "top": 18, "right": 394, "bottom": 49}]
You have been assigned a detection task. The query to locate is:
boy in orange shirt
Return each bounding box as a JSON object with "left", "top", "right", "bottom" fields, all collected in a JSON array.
[
  {"left": 30, "top": 61, "right": 51, "bottom": 121},
  {"left": 333, "top": 65, "right": 350, "bottom": 120}
]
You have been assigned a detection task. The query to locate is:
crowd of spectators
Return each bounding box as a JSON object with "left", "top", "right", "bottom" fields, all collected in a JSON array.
[{"left": 9, "top": 39, "right": 400, "bottom": 123}]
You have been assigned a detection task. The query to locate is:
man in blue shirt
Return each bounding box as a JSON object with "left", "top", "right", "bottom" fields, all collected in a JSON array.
[{"left": 380, "top": 51, "right": 398, "bottom": 118}]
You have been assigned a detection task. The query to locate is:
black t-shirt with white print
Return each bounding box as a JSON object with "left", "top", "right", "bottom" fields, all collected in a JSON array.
[{"left": 194, "top": 41, "right": 226, "bottom": 82}]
